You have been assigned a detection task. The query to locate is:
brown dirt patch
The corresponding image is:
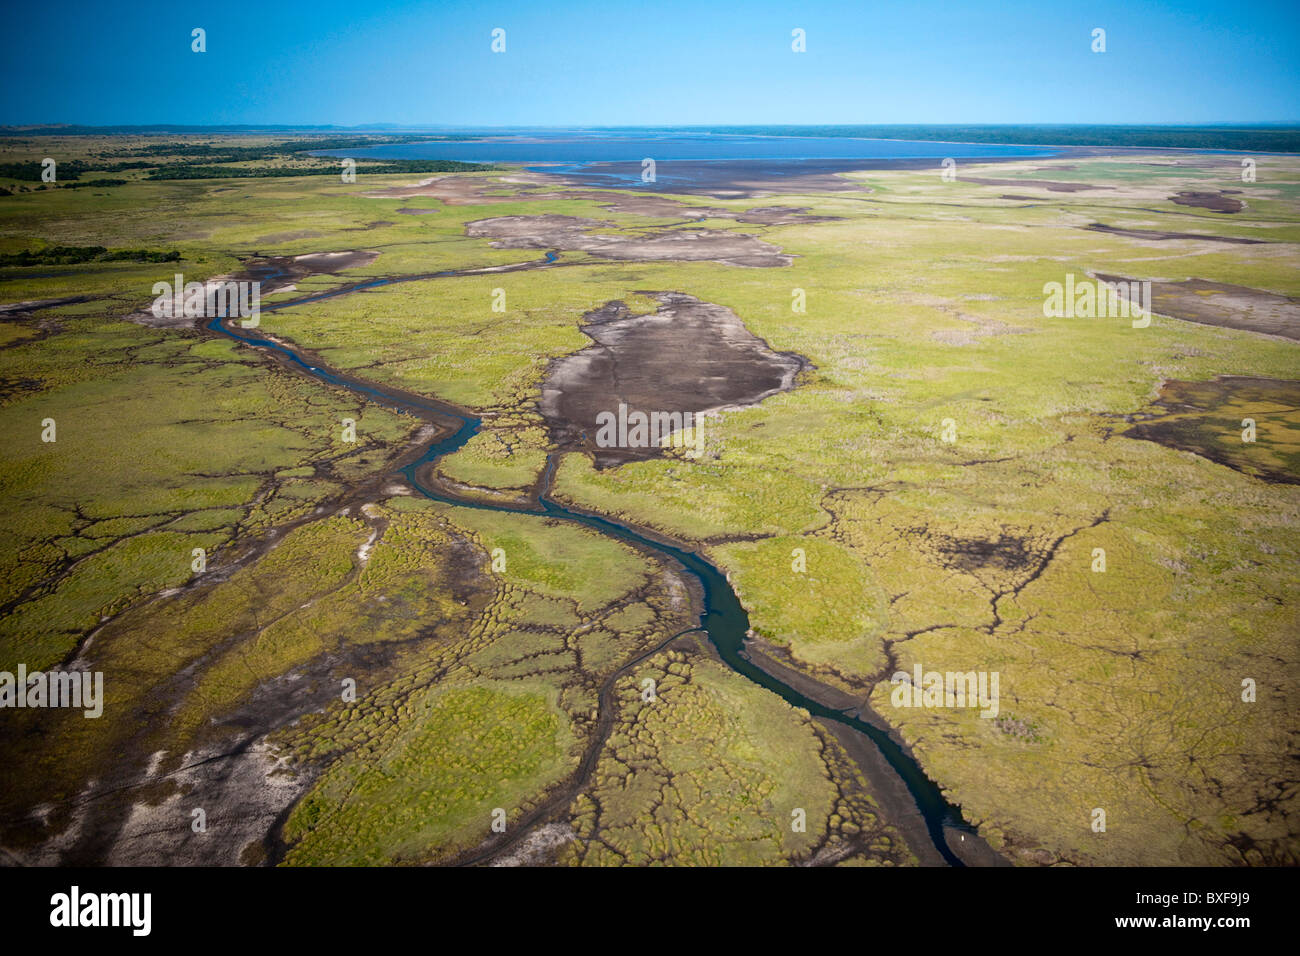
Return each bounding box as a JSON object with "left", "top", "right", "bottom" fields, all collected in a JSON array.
[
  {"left": 364, "top": 173, "right": 555, "bottom": 204},
  {"left": 466, "top": 214, "right": 791, "bottom": 267},
  {"left": 539, "top": 159, "right": 875, "bottom": 199},
  {"left": 539, "top": 292, "right": 806, "bottom": 467},
  {"left": 1169, "top": 190, "right": 1244, "bottom": 213},
  {"left": 283, "top": 250, "right": 379, "bottom": 274},
  {"left": 127, "top": 251, "right": 380, "bottom": 329},
  {"left": 1124, "top": 376, "right": 1300, "bottom": 485},
  {"left": 1086, "top": 223, "right": 1264, "bottom": 244},
  {"left": 1094, "top": 273, "right": 1300, "bottom": 340},
  {"left": 0, "top": 296, "right": 89, "bottom": 316},
  {"left": 567, "top": 193, "right": 841, "bottom": 225}
]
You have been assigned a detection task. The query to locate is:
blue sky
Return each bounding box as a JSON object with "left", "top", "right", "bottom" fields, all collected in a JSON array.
[{"left": 3, "top": 0, "right": 1297, "bottom": 126}]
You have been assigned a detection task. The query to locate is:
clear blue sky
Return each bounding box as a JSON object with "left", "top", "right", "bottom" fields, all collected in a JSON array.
[{"left": 3, "top": 0, "right": 1297, "bottom": 126}]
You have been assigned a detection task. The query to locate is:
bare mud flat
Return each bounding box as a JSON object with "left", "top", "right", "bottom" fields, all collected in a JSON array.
[
  {"left": 540, "top": 293, "right": 806, "bottom": 467},
  {"left": 1170, "top": 189, "right": 1244, "bottom": 213},
  {"left": 1086, "top": 223, "right": 1264, "bottom": 244},
  {"left": 0, "top": 295, "right": 89, "bottom": 316},
  {"left": 128, "top": 250, "right": 380, "bottom": 328},
  {"left": 487, "top": 823, "right": 576, "bottom": 867},
  {"left": 541, "top": 159, "right": 883, "bottom": 199},
  {"left": 276, "top": 249, "right": 380, "bottom": 275},
  {"left": 1094, "top": 273, "right": 1300, "bottom": 340},
  {"left": 567, "top": 193, "right": 843, "bottom": 225},
  {"left": 102, "top": 742, "right": 309, "bottom": 867},
  {"left": 364, "top": 173, "right": 555, "bottom": 204},
  {"left": 726, "top": 204, "right": 843, "bottom": 225},
  {"left": 377, "top": 174, "right": 846, "bottom": 229},
  {"left": 466, "top": 214, "right": 791, "bottom": 267},
  {"left": 1124, "top": 376, "right": 1300, "bottom": 484}
]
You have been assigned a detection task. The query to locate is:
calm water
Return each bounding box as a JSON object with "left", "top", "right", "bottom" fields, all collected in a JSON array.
[{"left": 317, "top": 128, "right": 1056, "bottom": 172}]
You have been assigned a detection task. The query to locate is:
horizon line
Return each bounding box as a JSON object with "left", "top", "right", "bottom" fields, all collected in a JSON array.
[{"left": 5, "top": 121, "right": 1300, "bottom": 132}]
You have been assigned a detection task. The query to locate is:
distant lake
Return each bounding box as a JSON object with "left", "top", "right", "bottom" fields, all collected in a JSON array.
[
  {"left": 316, "top": 130, "right": 1059, "bottom": 193},
  {"left": 320, "top": 129, "right": 1057, "bottom": 166}
]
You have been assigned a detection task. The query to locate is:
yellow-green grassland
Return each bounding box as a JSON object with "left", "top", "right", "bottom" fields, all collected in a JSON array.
[{"left": 0, "top": 135, "right": 1295, "bottom": 867}]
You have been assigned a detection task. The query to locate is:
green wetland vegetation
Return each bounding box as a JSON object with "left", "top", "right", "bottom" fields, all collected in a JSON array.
[{"left": 0, "top": 134, "right": 1296, "bottom": 867}]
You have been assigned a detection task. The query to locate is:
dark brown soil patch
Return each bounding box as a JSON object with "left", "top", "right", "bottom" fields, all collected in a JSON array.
[
  {"left": 565, "top": 193, "right": 708, "bottom": 217},
  {"left": 126, "top": 251, "right": 378, "bottom": 329},
  {"left": 738, "top": 205, "right": 843, "bottom": 225},
  {"left": 1124, "top": 376, "right": 1300, "bottom": 485},
  {"left": 539, "top": 158, "right": 878, "bottom": 199},
  {"left": 1086, "top": 223, "right": 1264, "bottom": 244},
  {"left": 566, "top": 193, "right": 841, "bottom": 225},
  {"left": 232, "top": 249, "right": 381, "bottom": 291},
  {"left": 0, "top": 296, "right": 89, "bottom": 316},
  {"left": 1093, "top": 274, "right": 1300, "bottom": 340},
  {"left": 466, "top": 214, "right": 791, "bottom": 267},
  {"left": 365, "top": 174, "right": 553, "bottom": 204},
  {"left": 282, "top": 250, "right": 379, "bottom": 275},
  {"left": 540, "top": 292, "right": 806, "bottom": 467},
  {"left": 1169, "top": 190, "right": 1244, "bottom": 213},
  {"left": 928, "top": 531, "right": 1039, "bottom": 574}
]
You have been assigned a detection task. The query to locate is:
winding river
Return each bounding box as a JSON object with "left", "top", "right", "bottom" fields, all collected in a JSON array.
[{"left": 207, "top": 261, "right": 978, "bottom": 867}]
